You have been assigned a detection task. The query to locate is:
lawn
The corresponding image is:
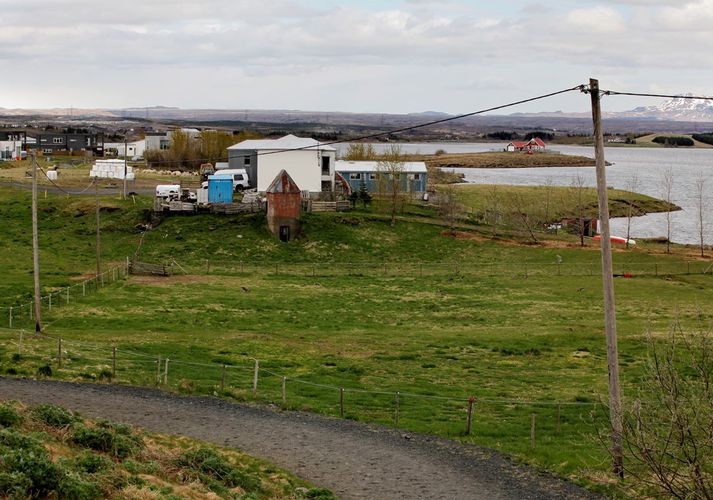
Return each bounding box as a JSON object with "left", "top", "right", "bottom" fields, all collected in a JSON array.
[{"left": 0, "top": 185, "right": 711, "bottom": 496}]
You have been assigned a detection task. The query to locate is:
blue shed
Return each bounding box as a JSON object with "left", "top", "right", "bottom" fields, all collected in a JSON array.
[
  {"left": 207, "top": 175, "right": 234, "bottom": 204},
  {"left": 335, "top": 161, "right": 428, "bottom": 194}
]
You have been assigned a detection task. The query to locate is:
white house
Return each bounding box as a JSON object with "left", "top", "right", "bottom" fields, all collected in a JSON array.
[
  {"left": 104, "top": 139, "right": 146, "bottom": 159},
  {"left": 145, "top": 128, "right": 201, "bottom": 151},
  {"left": 227, "top": 134, "right": 337, "bottom": 193}
]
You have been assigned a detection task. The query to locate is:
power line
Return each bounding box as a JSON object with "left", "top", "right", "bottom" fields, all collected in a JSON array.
[
  {"left": 256, "top": 84, "right": 587, "bottom": 156},
  {"left": 37, "top": 165, "right": 96, "bottom": 195},
  {"left": 596, "top": 89, "right": 713, "bottom": 101}
]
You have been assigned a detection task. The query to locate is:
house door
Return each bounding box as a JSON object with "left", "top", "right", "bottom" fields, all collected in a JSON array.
[{"left": 279, "top": 225, "right": 290, "bottom": 242}]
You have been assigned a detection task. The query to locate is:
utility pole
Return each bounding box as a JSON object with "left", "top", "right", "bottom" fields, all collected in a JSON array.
[
  {"left": 31, "top": 152, "right": 43, "bottom": 333},
  {"left": 95, "top": 177, "right": 101, "bottom": 281},
  {"left": 589, "top": 78, "right": 624, "bottom": 478},
  {"left": 123, "top": 137, "right": 128, "bottom": 200}
]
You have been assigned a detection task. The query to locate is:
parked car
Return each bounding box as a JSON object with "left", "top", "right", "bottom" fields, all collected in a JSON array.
[{"left": 215, "top": 169, "right": 250, "bottom": 191}]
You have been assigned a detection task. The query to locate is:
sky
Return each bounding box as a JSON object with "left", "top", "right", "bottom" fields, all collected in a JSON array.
[{"left": 0, "top": 0, "right": 711, "bottom": 114}]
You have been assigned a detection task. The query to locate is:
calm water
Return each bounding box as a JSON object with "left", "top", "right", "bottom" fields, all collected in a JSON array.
[{"left": 339, "top": 143, "right": 713, "bottom": 245}]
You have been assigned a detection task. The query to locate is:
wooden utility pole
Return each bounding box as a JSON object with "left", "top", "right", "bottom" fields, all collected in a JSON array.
[
  {"left": 589, "top": 78, "right": 624, "bottom": 477},
  {"left": 123, "top": 138, "right": 128, "bottom": 200},
  {"left": 31, "top": 152, "right": 43, "bottom": 333},
  {"left": 95, "top": 177, "right": 101, "bottom": 281}
]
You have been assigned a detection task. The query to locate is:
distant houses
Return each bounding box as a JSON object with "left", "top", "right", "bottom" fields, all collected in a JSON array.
[
  {"left": 227, "top": 134, "right": 337, "bottom": 194},
  {"left": 35, "top": 131, "right": 104, "bottom": 156},
  {"left": 335, "top": 160, "right": 428, "bottom": 194},
  {"left": 505, "top": 137, "right": 546, "bottom": 152}
]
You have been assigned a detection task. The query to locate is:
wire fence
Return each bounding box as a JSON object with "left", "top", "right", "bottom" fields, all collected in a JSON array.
[
  {"left": 3, "top": 260, "right": 130, "bottom": 329},
  {"left": 192, "top": 258, "right": 713, "bottom": 279},
  {"left": 0, "top": 328, "right": 608, "bottom": 450}
]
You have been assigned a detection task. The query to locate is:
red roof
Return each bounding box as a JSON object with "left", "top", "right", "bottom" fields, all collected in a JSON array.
[
  {"left": 510, "top": 141, "right": 528, "bottom": 148},
  {"left": 528, "top": 137, "right": 546, "bottom": 147}
]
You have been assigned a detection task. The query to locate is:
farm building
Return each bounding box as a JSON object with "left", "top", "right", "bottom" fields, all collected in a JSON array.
[
  {"left": 505, "top": 138, "right": 546, "bottom": 152},
  {"left": 227, "top": 134, "right": 336, "bottom": 194},
  {"left": 335, "top": 160, "right": 428, "bottom": 194},
  {"left": 0, "top": 131, "right": 26, "bottom": 160},
  {"left": 33, "top": 131, "right": 104, "bottom": 156},
  {"left": 104, "top": 139, "right": 146, "bottom": 159},
  {"left": 266, "top": 169, "right": 302, "bottom": 242}
]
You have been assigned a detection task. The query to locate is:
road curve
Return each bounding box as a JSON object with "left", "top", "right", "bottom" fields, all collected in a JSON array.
[{"left": 0, "top": 378, "right": 599, "bottom": 500}]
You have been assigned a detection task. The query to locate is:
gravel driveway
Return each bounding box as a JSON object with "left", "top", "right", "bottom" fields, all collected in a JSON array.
[{"left": 0, "top": 377, "right": 600, "bottom": 499}]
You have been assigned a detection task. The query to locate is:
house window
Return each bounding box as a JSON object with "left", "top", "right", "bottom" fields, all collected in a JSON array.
[
  {"left": 243, "top": 157, "right": 250, "bottom": 166},
  {"left": 52, "top": 137, "right": 63, "bottom": 144},
  {"left": 43, "top": 148, "right": 52, "bottom": 154},
  {"left": 159, "top": 139, "right": 170, "bottom": 150},
  {"left": 349, "top": 173, "right": 361, "bottom": 180},
  {"left": 86, "top": 137, "right": 92, "bottom": 146},
  {"left": 369, "top": 173, "right": 376, "bottom": 180},
  {"left": 412, "top": 173, "right": 421, "bottom": 180},
  {"left": 321, "top": 156, "right": 330, "bottom": 175}
]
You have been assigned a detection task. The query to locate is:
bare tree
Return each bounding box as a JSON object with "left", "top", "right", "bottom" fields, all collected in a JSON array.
[
  {"left": 660, "top": 168, "right": 675, "bottom": 254},
  {"left": 437, "top": 184, "right": 460, "bottom": 234},
  {"left": 616, "top": 324, "right": 713, "bottom": 498},
  {"left": 504, "top": 190, "right": 539, "bottom": 243},
  {"left": 542, "top": 178, "right": 554, "bottom": 231},
  {"left": 377, "top": 145, "right": 406, "bottom": 227},
  {"left": 342, "top": 143, "right": 377, "bottom": 161},
  {"left": 695, "top": 173, "right": 709, "bottom": 257},
  {"left": 486, "top": 184, "right": 502, "bottom": 237},
  {"left": 625, "top": 173, "right": 639, "bottom": 249}
]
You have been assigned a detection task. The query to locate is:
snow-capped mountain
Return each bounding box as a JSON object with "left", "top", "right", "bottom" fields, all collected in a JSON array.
[{"left": 625, "top": 93, "right": 713, "bottom": 121}]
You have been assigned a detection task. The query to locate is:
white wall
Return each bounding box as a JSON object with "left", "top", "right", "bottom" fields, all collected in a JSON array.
[{"left": 257, "top": 149, "right": 335, "bottom": 192}]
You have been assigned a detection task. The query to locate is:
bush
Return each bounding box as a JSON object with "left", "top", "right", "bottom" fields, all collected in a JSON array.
[
  {"left": 692, "top": 133, "right": 713, "bottom": 146},
  {"left": 0, "top": 404, "right": 23, "bottom": 428},
  {"left": 0, "top": 471, "right": 32, "bottom": 498},
  {"left": 32, "top": 404, "right": 78, "bottom": 428},
  {"left": 2, "top": 449, "right": 61, "bottom": 497},
  {"left": 652, "top": 136, "right": 694, "bottom": 147},
  {"left": 72, "top": 451, "right": 113, "bottom": 474},
  {"left": 176, "top": 447, "right": 262, "bottom": 493},
  {"left": 72, "top": 424, "right": 142, "bottom": 458},
  {"left": 57, "top": 472, "right": 102, "bottom": 500},
  {"left": 0, "top": 429, "right": 45, "bottom": 454},
  {"left": 37, "top": 364, "right": 52, "bottom": 377}
]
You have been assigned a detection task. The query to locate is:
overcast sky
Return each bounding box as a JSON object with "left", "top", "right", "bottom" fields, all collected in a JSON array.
[{"left": 1, "top": 0, "right": 711, "bottom": 114}]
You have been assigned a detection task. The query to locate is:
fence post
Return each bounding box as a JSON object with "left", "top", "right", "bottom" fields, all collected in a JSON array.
[
  {"left": 18, "top": 330, "right": 23, "bottom": 355},
  {"left": 466, "top": 396, "right": 476, "bottom": 435},
  {"left": 164, "top": 358, "right": 169, "bottom": 385},
  {"left": 113, "top": 268, "right": 117, "bottom": 282},
  {"left": 220, "top": 365, "right": 226, "bottom": 391},
  {"left": 530, "top": 413, "right": 536, "bottom": 449},
  {"left": 252, "top": 359, "right": 259, "bottom": 396},
  {"left": 282, "top": 376, "right": 287, "bottom": 405},
  {"left": 66, "top": 287, "right": 70, "bottom": 305},
  {"left": 82, "top": 281, "right": 86, "bottom": 297},
  {"left": 49, "top": 294, "right": 52, "bottom": 310},
  {"left": 8, "top": 307, "right": 12, "bottom": 328},
  {"left": 339, "top": 388, "right": 344, "bottom": 418},
  {"left": 687, "top": 262, "right": 691, "bottom": 274},
  {"left": 240, "top": 260, "right": 244, "bottom": 274},
  {"left": 206, "top": 260, "right": 210, "bottom": 274},
  {"left": 395, "top": 391, "right": 400, "bottom": 426},
  {"left": 556, "top": 404, "right": 561, "bottom": 434},
  {"left": 156, "top": 355, "right": 161, "bottom": 384},
  {"left": 112, "top": 347, "right": 117, "bottom": 380},
  {"left": 57, "top": 338, "right": 62, "bottom": 368}
]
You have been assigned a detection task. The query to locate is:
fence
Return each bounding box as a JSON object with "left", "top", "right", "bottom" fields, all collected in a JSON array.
[
  {"left": 197, "top": 258, "right": 713, "bottom": 280},
  {"left": 0, "top": 328, "right": 607, "bottom": 452},
  {"left": 3, "top": 261, "right": 129, "bottom": 329}
]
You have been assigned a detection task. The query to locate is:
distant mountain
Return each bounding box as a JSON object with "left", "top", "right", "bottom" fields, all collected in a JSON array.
[{"left": 623, "top": 94, "right": 713, "bottom": 121}]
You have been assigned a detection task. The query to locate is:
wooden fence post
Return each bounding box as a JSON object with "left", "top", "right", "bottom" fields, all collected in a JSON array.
[
  {"left": 18, "top": 330, "right": 23, "bottom": 355},
  {"left": 57, "top": 338, "right": 62, "bottom": 368},
  {"left": 49, "top": 294, "right": 52, "bottom": 310},
  {"left": 466, "top": 396, "right": 476, "bottom": 435},
  {"left": 556, "top": 404, "right": 561, "bottom": 434},
  {"left": 82, "top": 281, "right": 86, "bottom": 297},
  {"left": 339, "top": 388, "right": 344, "bottom": 418},
  {"left": 395, "top": 391, "right": 400, "bottom": 426},
  {"left": 164, "top": 358, "right": 169, "bottom": 385},
  {"left": 112, "top": 347, "right": 117, "bottom": 380},
  {"left": 252, "top": 359, "right": 259, "bottom": 395},
  {"left": 282, "top": 376, "right": 287, "bottom": 405},
  {"left": 530, "top": 413, "right": 536, "bottom": 449},
  {"left": 156, "top": 355, "right": 161, "bottom": 384},
  {"left": 66, "top": 287, "right": 70, "bottom": 305},
  {"left": 8, "top": 307, "right": 12, "bottom": 328},
  {"left": 220, "top": 365, "right": 226, "bottom": 391}
]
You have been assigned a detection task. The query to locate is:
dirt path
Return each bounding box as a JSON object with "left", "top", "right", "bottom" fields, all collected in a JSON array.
[{"left": 0, "top": 378, "right": 599, "bottom": 500}]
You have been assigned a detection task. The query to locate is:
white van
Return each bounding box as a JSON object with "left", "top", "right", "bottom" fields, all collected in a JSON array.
[{"left": 215, "top": 169, "right": 250, "bottom": 191}]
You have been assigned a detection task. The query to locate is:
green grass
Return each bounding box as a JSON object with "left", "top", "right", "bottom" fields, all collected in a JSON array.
[{"left": 1, "top": 185, "right": 711, "bottom": 496}]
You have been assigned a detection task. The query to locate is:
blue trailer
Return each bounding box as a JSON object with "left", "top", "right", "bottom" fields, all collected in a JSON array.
[{"left": 207, "top": 175, "right": 234, "bottom": 204}]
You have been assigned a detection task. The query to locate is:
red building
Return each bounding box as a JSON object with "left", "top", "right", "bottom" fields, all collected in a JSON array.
[{"left": 266, "top": 169, "right": 302, "bottom": 242}]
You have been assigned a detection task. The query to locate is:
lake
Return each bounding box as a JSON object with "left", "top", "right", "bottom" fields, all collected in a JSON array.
[{"left": 338, "top": 143, "right": 713, "bottom": 245}]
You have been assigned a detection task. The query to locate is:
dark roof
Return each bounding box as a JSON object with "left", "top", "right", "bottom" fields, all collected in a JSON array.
[{"left": 266, "top": 169, "right": 301, "bottom": 194}]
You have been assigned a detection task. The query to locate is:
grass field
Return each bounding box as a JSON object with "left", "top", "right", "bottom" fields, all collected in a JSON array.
[{"left": 1, "top": 185, "right": 711, "bottom": 496}]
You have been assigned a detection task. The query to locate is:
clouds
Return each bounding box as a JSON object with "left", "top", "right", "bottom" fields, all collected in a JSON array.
[{"left": 0, "top": 0, "right": 711, "bottom": 113}]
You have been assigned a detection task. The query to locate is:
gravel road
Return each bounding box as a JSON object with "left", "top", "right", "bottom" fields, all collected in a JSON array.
[{"left": 0, "top": 378, "right": 600, "bottom": 500}]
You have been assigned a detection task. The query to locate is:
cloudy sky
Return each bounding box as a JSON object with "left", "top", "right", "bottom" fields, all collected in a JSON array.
[{"left": 1, "top": 0, "right": 711, "bottom": 114}]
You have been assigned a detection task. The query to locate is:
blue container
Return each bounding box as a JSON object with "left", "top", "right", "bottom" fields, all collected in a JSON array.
[{"left": 208, "top": 175, "right": 233, "bottom": 204}]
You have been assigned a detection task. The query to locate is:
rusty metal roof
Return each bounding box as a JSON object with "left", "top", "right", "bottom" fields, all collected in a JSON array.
[{"left": 266, "top": 169, "right": 301, "bottom": 194}]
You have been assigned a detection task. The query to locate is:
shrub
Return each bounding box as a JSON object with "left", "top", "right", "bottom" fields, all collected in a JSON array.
[
  {"left": 57, "top": 472, "right": 102, "bottom": 500},
  {"left": 72, "top": 451, "right": 113, "bottom": 474},
  {"left": 32, "top": 404, "right": 78, "bottom": 428},
  {"left": 0, "top": 429, "right": 45, "bottom": 454},
  {"left": 37, "top": 364, "right": 52, "bottom": 377},
  {"left": 72, "top": 424, "right": 142, "bottom": 458},
  {"left": 176, "top": 447, "right": 261, "bottom": 493},
  {"left": 2, "top": 449, "right": 61, "bottom": 497},
  {"left": 692, "top": 133, "right": 713, "bottom": 146},
  {"left": 0, "top": 471, "right": 32, "bottom": 498},
  {"left": 652, "top": 136, "right": 694, "bottom": 147},
  {"left": 0, "top": 404, "right": 23, "bottom": 428}
]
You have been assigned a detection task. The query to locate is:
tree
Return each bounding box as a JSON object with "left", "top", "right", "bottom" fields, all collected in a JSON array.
[
  {"left": 357, "top": 181, "right": 372, "bottom": 209},
  {"left": 376, "top": 145, "right": 406, "bottom": 227},
  {"left": 486, "top": 185, "right": 502, "bottom": 237},
  {"left": 342, "top": 143, "right": 377, "bottom": 161},
  {"left": 695, "top": 173, "right": 709, "bottom": 257},
  {"left": 625, "top": 174, "right": 639, "bottom": 249},
  {"left": 615, "top": 324, "right": 713, "bottom": 498},
  {"left": 660, "top": 168, "right": 675, "bottom": 254},
  {"left": 437, "top": 184, "right": 460, "bottom": 234}
]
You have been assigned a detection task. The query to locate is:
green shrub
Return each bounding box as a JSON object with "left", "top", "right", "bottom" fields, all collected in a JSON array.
[
  {"left": 31, "top": 403, "right": 78, "bottom": 427},
  {"left": 652, "top": 136, "right": 694, "bottom": 147},
  {"left": 72, "top": 424, "right": 142, "bottom": 458},
  {"left": 0, "top": 404, "right": 23, "bottom": 428},
  {"left": 57, "top": 471, "right": 102, "bottom": 500},
  {"left": 305, "top": 488, "right": 338, "bottom": 499},
  {"left": 72, "top": 451, "right": 113, "bottom": 474},
  {"left": 2, "top": 449, "right": 61, "bottom": 497},
  {"left": 175, "top": 447, "right": 262, "bottom": 493},
  {"left": 36, "top": 364, "right": 52, "bottom": 377},
  {"left": 0, "top": 429, "right": 45, "bottom": 454},
  {"left": 0, "top": 471, "right": 32, "bottom": 498}
]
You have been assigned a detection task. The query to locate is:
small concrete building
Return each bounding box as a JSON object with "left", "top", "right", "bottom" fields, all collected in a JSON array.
[
  {"left": 335, "top": 160, "right": 428, "bottom": 194},
  {"left": 266, "top": 169, "right": 302, "bottom": 242}
]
